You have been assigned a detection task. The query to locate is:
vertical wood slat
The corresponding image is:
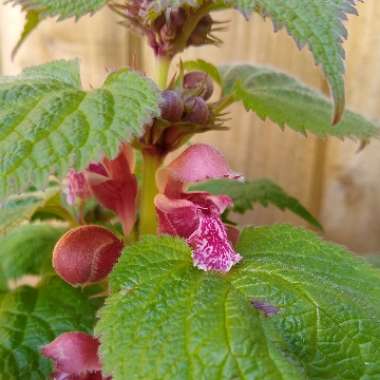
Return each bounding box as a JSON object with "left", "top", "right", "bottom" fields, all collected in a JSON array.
[
  {"left": 321, "top": 1, "right": 380, "bottom": 253},
  {"left": 0, "top": 4, "right": 137, "bottom": 87}
]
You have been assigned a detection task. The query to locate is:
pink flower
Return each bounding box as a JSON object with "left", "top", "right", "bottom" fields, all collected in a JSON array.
[
  {"left": 65, "top": 170, "right": 91, "bottom": 205},
  {"left": 86, "top": 144, "right": 138, "bottom": 236},
  {"left": 155, "top": 144, "right": 242, "bottom": 272},
  {"left": 41, "top": 332, "right": 111, "bottom": 380},
  {"left": 64, "top": 144, "right": 138, "bottom": 236}
]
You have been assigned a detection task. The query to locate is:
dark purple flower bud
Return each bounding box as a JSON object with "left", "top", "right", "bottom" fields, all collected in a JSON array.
[
  {"left": 160, "top": 23, "right": 177, "bottom": 42},
  {"left": 160, "top": 90, "right": 184, "bottom": 122},
  {"left": 184, "top": 71, "right": 214, "bottom": 100},
  {"left": 184, "top": 96, "right": 210, "bottom": 124}
]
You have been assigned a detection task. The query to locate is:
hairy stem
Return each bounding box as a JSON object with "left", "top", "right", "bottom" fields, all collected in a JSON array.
[{"left": 139, "top": 150, "right": 163, "bottom": 235}]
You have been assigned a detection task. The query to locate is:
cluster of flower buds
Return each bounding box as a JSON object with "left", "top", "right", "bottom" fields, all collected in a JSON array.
[
  {"left": 112, "top": 2, "right": 218, "bottom": 56},
  {"left": 42, "top": 332, "right": 111, "bottom": 379},
  {"left": 141, "top": 70, "right": 221, "bottom": 153}
]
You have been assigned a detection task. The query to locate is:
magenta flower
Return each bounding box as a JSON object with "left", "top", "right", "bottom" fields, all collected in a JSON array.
[
  {"left": 64, "top": 144, "right": 138, "bottom": 236},
  {"left": 155, "top": 144, "right": 242, "bottom": 272},
  {"left": 65, "top": 170, "right": 91, "bottom": 205},
  {"left": 86, "top": 144, "right": 138, "bottom": 235},
  {"left": 41, "top": 332, "right": 111, "bottom": 380}
]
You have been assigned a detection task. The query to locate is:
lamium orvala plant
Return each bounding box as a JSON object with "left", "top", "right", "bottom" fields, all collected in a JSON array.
[{"left": 1, "top": 1, "right": 380, "bottom": 379}]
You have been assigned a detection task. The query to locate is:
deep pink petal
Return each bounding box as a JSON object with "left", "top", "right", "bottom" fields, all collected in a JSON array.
[
  {"left": 41, "top": 332, "right": 101, "bottom": 376},
  {"left": 87, "top": 145, "right": 138, "bottom": 235},
  {"left": 155, "top": 194, "right": 199, "bottom": 238},
  {"left": 184, "top": 192, "right": 233, "bottom": 214},
  {"left": 188, "top": 213, "right": 242, "bottom": 272},
  {"left": 157, "top": 144, "right": 242, "bottom": 196},
  {"left": 225, "top": 224, "right": 240, "bottom": 248},
  {"left": 65, "top": 170, "right": 91, "bottom": 205}
]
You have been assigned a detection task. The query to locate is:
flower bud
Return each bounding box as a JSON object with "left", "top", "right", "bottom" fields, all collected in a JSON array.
[
  {"left": 184, "top": 96, "right": 210, "bottom": 124},
  {"left": 160, "top": 90, "right": 184, "bottom": 122},
  {"left": 53, "top": 225, "right": 123, "bottom": 286},
  {"left": 41, "top": 332, "right": 110, "bottom": 379},
  {"left": 184, "top": 71, "right": 214, "bottom": 100}
]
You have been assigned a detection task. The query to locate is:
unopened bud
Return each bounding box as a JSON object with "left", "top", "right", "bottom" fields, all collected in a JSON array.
[
  {"left": 184, "top": 71, "right": 214, "bottom": 100},
  {"left": 53, "top": 225, "right": 123, "bottom": 286},
  {"left": 41, "top": 332, "right": 106, "bottom": 379},
  {"left": 160, "top": 90, "right": 184, "bottom": 122},
  {"left": 184, "top": 96, "right": 210, "bottom": 124}
]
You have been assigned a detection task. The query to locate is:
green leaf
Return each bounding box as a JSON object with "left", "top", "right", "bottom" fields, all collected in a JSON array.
[
  {"left": 221, "top": 64, "right": 379, "bottom": 140},
  {"left": 0, "top": 275, "right": 100, "bottom": 379},
  {"left": 0, "top": 224, "right": 65, "bottom": 281},
  {"left": 227, "top": 0, "right": 360, "bottom": 123},
  {"left": 11, "top": 10, "right": 41, "bottom": 59},
  {"left": 0, "top": 59, "right": 161, "bottom": 199},
  {"left": 96, "top": 229, "right": 380, "bottom": 379},
  {"left": 183, "top": 59, "right": 222, "bottom": 85},
  {"left": 10, "top": 0, "right": 108, "bottom": 20},
  {"left": 191, "top": 178, "right": 322, "bottom": 229},
  {"left": 0, "top": 187, "right": 60, "bottom": 237}
]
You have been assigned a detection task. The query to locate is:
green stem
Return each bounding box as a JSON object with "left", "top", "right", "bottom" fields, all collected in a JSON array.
[
  {"left": 139, "top": 150, "right": 163, "bottom": 235},
  {"left": 155, "top": 56, "right": 171, "bottom": 89}
]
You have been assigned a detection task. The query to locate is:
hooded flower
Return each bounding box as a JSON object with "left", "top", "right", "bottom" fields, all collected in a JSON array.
[
  {"left": 41, "top": 332, "right": 111, "bottom": 380},
  {"left": 65, "top": 144, "right": 138, "bottom": 235},
  {"left": 154, "top": 144, "right": 242, "bottom": 272}
]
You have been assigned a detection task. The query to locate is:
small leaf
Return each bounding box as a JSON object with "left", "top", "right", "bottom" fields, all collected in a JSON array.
[
  {"left": 221, "top": 64, "right": 379, "bottom": 140},
  {"left": 0, "top": 187, "right": 60, "bottom": 236},
  {"left": 226, "top": 0, "right": 361, "bottom": 123},
  {"left": 183, "top": 59, "right": 223, "bottom": 85},
  {"left": 96, "top": 230, "right": 380, "bottom": 379},
  {"left": 191, "top": 178, "right": 322, "bottom": 229},
  {"left": 0, "top": 275, "right": 100, "bottom": 379},
  {"left": 0, "top": 59, "right": 161, "bottom": 199},
  {"left": 0, "top": 224, "right": 65, "bottom": 280}
]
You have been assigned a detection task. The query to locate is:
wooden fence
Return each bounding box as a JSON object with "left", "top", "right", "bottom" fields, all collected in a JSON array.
[{"left": 1, "top": 1, "right": 380, "bottom": 253}]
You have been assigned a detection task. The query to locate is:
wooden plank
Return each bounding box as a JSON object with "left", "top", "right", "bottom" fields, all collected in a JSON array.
[
  {"left": 321, "top": 1, "right": 380, "bottom": 253},
  {"left": 0, "top": 4, "right": 137, "bottom": 87}
]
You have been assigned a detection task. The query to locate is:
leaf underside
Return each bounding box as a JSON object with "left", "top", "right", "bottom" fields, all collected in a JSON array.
[
  {"left": 191, "top": 178, "right": 322, "bottom": 229},
  {"left": 0, "top": 276, "right": 100, "bottom": 380},
  {"left": 220, "top": 64, "right": 379, "bottom": 140},
  {"left": 96, "top": 228, "right": 380, "bottom": 379},
  {"left": 0, "top": 59, "right": 161, "bottom": 199}
]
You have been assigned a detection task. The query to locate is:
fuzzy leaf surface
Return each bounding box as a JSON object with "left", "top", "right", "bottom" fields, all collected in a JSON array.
[
  {"left": 191, "top": 178, "right": 321, "bottom": 229},
  {"left": 96, "top": 229, "right": 380, "bottom": 379},
  {"left": 0, "top": 275, "right": 100, "bottom": 380},
  {"left": 221, "top": 64, "right": 379, "bottom": 140},
  {"left": 0, "top": 187, "right": 60, "bottom": 236},
  {"left": 0, "top": 224, "right": 65, "bottom": 280},
  {"left": 0, "top": 59, "right": 160, "bottom": 199}
]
